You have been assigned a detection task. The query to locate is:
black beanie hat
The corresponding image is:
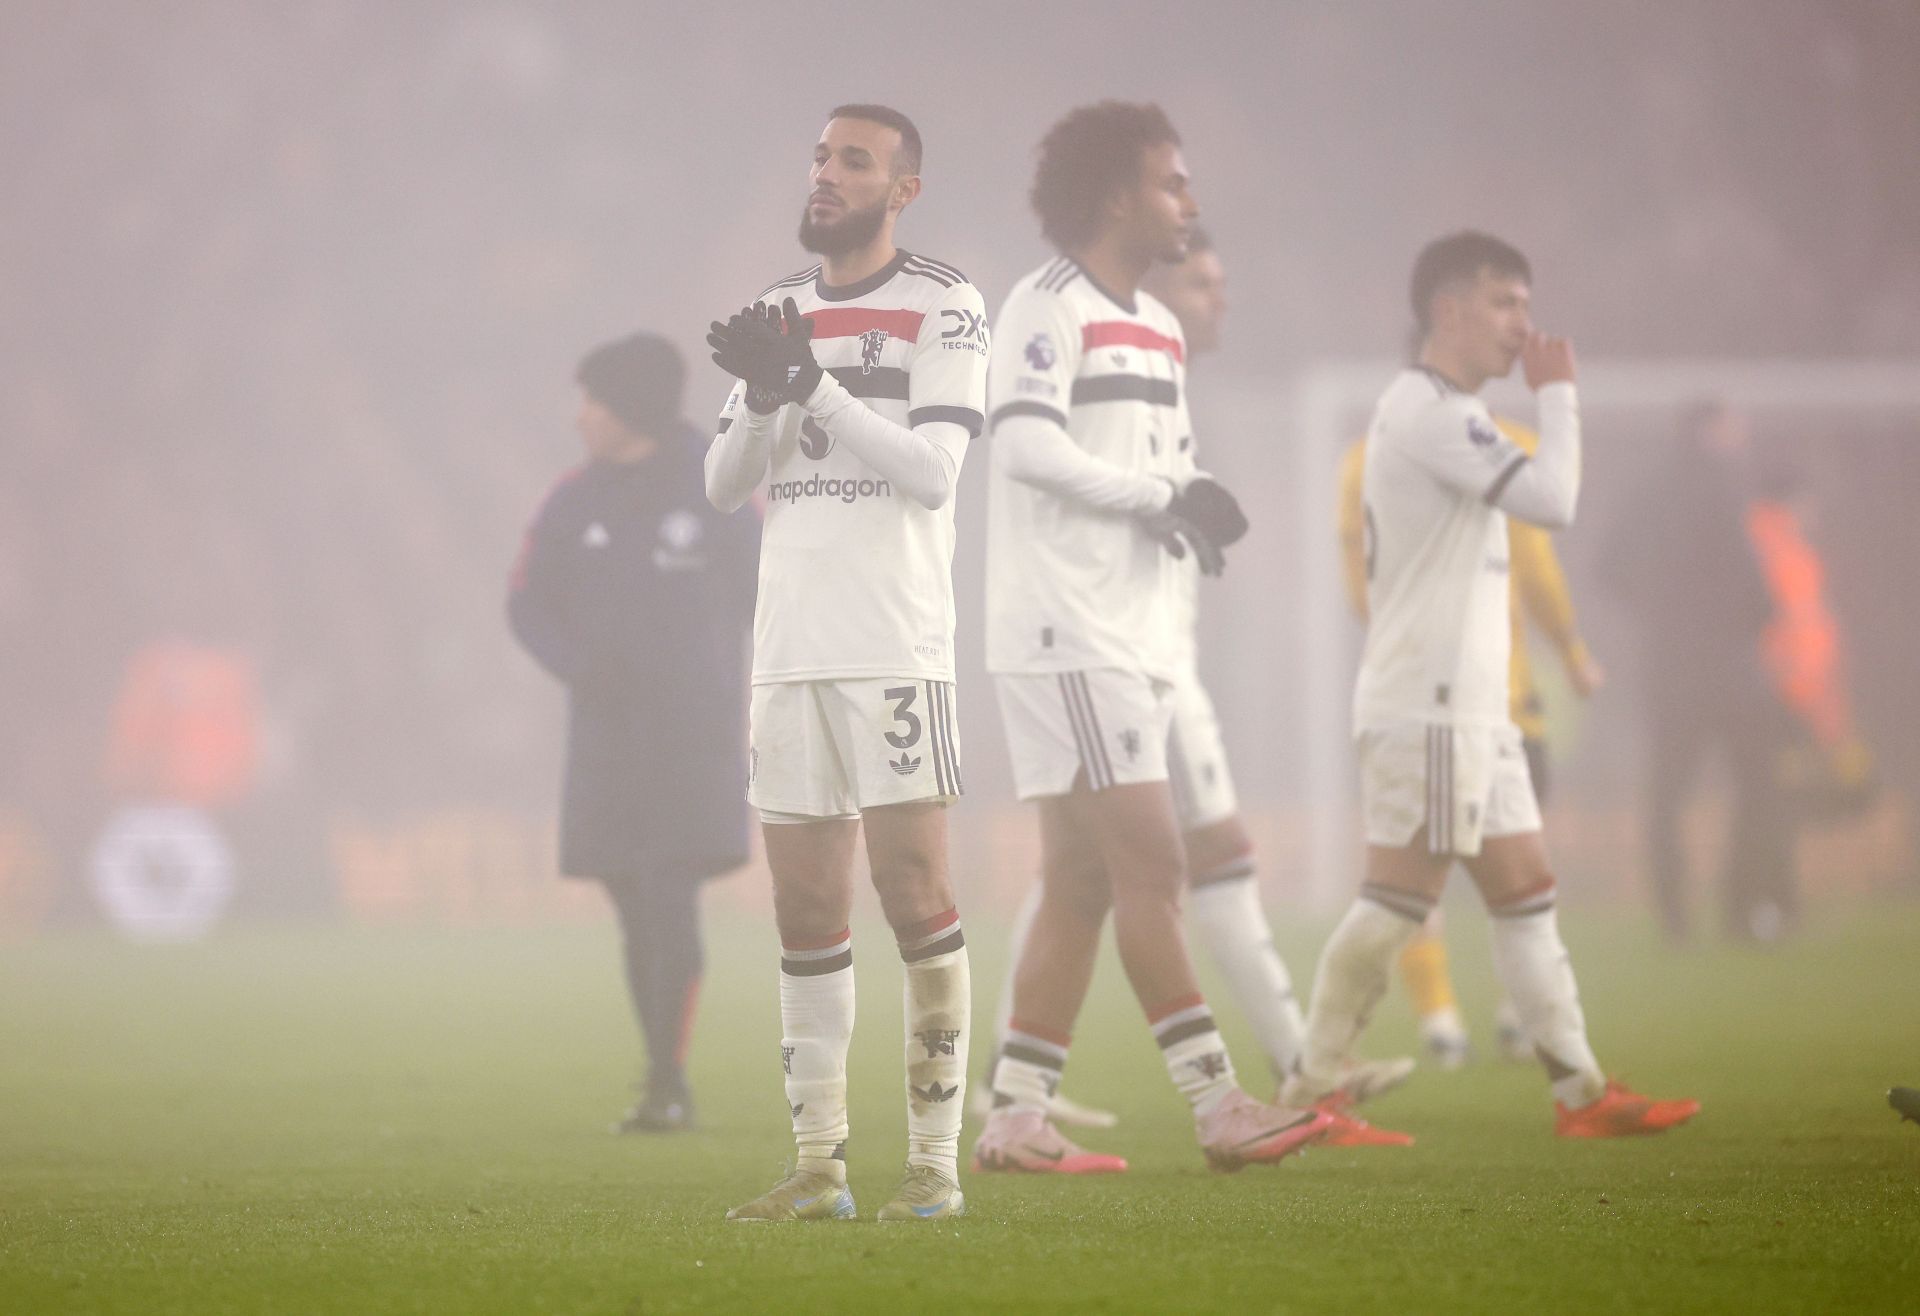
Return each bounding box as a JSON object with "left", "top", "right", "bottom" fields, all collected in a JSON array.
[{"left": 576, "top": 332, "right": 685, "bottom": 434}]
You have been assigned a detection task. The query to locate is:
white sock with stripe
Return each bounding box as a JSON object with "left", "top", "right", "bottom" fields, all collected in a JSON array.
[
  {"left": 779, "top": 931, "right": 855, "bottom": 1182},
  {"left": 1294, "top": 885, "right": 1432, "bottom": 1098},
  {"left": 898, "top": 910, "right": 969, "bottom": 1180},
  {"left": 991, "top": 1025, "right": 1067, "bottom": 1116},
  {"left": 1488, "top": 886, "right": 1605, "bottom": 1108},
  {"left": 1189, "top": 858, "right": 1306, "bottom": 1081},
  {"left": 1150, "top": 996, "right": 1237, "bottom": 1119}
]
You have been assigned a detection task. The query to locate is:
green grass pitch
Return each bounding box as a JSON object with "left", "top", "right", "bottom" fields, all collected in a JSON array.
[{"left": 2, "top": 901, "right": 1916, "bottom": 1314}]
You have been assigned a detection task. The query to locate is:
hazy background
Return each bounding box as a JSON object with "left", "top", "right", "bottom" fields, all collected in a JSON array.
[{"left": 3, "top": 0, "right": 1918, "bottom": 931}]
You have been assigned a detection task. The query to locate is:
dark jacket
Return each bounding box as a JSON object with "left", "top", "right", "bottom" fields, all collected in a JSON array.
[
  {"left": 1603, "top": 440, "right": 1776, "bottom": 702},
  {"left": 508, "top": 423, "right": 757, "bottom": 881}
]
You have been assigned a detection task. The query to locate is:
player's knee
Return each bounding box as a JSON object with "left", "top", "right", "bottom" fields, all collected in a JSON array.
[
  {"left": 771, "top": 881, "right": 844, "bottom": 945},
  {"left": 1043, "top": 856, "right": 1111, "bottom": 922}
]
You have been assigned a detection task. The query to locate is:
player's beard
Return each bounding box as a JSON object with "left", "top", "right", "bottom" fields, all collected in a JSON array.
[{"left": 798, "top": 196, "right": 888, "bottom": 256}]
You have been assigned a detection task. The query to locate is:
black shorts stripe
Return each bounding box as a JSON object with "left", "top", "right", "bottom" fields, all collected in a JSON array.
[
  {"left": 991, "top": 400, "right": 1069, "bottom": 430},
  {"left": 1070, "top": 374, "right": 1179, "bottom": 407},
  {"left": 826, "top": 365, "right": 910, "bottom": 401},
  {"left": 1057, "top": 673, "right": 1105, "bottom": 792},
  {"left": 1069, "top": 672, "right": 1116, "bottom": 790},
  {"left": 937, "top": 681, "right": 963, "bottom": 796},
  {"left": 909, "top": 404, "right": 985, "bottom": 438},
  {"left": 781, "top": 948, "right": 853, "bottom": 976},
  {"left": 901, "top": 927, "right": 966, "bottom": 962},
  {"left": 1484, "top": 454, "right": 1530, "bottom": 505},
  {"left": 1154, "top": 1014, "right": 1218, "bottom": 1050},
  {"left": 717, "top": 417, "right": 734, "bottom": 434},
  {"left": 923, "top": 680, "right": 950, "bottom": 797}
]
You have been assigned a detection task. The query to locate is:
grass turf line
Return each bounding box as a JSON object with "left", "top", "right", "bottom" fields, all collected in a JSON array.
[{"left": 2, "top": 905, "right": 1917, "bottom": 1314}]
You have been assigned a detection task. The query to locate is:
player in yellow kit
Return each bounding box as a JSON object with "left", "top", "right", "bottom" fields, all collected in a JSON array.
[{"left": 1337, "top": 418, "right": 1604, "bottom": 1066}]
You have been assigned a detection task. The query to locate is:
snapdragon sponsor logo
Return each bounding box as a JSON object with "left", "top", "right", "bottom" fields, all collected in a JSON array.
[{"left": 767, "top": 474, "right": 893, "bottom": 505}]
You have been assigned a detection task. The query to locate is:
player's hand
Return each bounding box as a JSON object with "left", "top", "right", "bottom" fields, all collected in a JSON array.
[
  {"left": 773, "top": 298, "right": 825, "bottom": 403},
  {"left": 1566, "top": 645, "right": 1606, "bottom": 698},
  {"left": 1521, "top": 331, "right": 1576, "bottom": 390},
  {"left": 1168, "top": 474, "right": 1249, "bottom": 547},
  {"left": 1140, "top": 511, "right": 1228, "bottom": 576},
  {"left": 708, "top": 304, "right": 787, "bottom": 414},
  {"left": 1139, "top": 480, "right": 1230, "bottom": 576},
  {"left": 707, "top": 303, "right": 782, "bottom": 383}
]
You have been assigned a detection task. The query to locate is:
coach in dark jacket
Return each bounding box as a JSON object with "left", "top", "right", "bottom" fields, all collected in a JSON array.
[{"left": 509, "top": 331, "right": 757, "bottom": 1131}]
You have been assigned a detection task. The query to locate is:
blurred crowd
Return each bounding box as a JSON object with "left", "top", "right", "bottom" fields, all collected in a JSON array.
[{"left": 2, "top": 2, "right": 1917, "bottom": 920}]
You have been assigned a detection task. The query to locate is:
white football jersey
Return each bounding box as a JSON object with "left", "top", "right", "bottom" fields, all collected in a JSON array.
[
  {"left": 714, "top": 250, "right": 989, "bottom": 684},
  {"left": 1354, "top": 367, "right": 1535, "bottom": 731},
  {"left": 985, "top": 257, "right": 1193, "bottom": 678}
]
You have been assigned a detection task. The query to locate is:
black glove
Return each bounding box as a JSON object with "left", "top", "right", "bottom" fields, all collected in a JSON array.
[
  {"left": 1139, "top": 482, "right": 1227, "bottom": 577},
  {"left": 707, "top": 303, "right": 781, "bottom": 412},
  {"left": 706, "top": 298, "right": 823, "bottom": 407},
  {"left": 1167, "top": 475, "right": 1248, "bottom": 547}
]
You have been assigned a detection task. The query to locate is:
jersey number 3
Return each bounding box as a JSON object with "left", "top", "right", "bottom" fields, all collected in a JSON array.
[{"left": 883, "top": 686, "right": 922, "bottom": 750}]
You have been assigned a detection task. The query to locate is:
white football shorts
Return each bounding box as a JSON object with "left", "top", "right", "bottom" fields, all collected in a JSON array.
[
  {"left": 1166, "top": 669, "right": 1239, "bottom": 832},
  {"left": 748, "top": 678, "right": 962, "bottom": 818},
  {"left": 994, "top": 668, "right": 1173, "bottom": 800},
  {"left": 1358, "top": 721, "right": 1541, "bottom": 857}
]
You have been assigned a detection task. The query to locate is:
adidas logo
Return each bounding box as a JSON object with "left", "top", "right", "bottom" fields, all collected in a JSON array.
[
  {"left": 791, "top": 1101, "right": 805, "bottom": 1118},
  {"left": 911, "top": 1080, "right": 958, "bottom": 1104},
  {"left": 890, "top": 753, "right": 921, "bottom": 776}
]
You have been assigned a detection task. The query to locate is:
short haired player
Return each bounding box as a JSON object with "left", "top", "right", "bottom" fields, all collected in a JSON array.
[
  {"left": 704, "top": 104, "right": 987, "bottom": 1221},
  {"left": 1279, "top": 231, "right": 1699, "bottom": 1139}
]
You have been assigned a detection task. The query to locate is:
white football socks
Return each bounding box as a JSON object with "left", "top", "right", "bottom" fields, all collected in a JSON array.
[
  {"left": 1189, "top": 860, "right": 1306, "bottom": 1082},
  {"left": 1488, "top": 886, "right": 1605, "bottom": 1108},
  {"left": 991, "top": 1025, "right": 1067, "bottom": 1115},
  {"left": 898, "top": 911, "right": 970, "bottom": 1180},
  {"left": 1150, "top": 997, "right": 1237, "bottom": 1119},
  {"left": 1293, "top": 884, "right": 1432, "bottom": 1099},
  {"left": 779, "top": 931, "right": 855, "bottom": 1182}
]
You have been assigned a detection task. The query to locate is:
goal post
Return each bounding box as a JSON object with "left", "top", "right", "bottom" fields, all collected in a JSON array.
[{"left": 1197, "top": 358, "right": 1920, "bottom": 910}]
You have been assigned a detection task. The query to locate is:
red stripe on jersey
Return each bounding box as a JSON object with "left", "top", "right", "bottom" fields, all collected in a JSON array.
[
  {"left": 802, "top": 307, "right": 926, "bottom": 342},
  {"left": 1082, "top": 321, "right": 1185, "bottom": 364}
]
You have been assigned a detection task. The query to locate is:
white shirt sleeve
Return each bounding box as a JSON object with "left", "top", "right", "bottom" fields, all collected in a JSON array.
[
  {"left": 704, "top": 379, "right": 778, "bottom": 513},
  {"left": 986, "top": 286, "right": 1173, "bottom": 514},
  {"left": 1400, "top": 388, "right": 1580, "bottom": 529},
  {"left": 793, "top": 281, "right": 988, "bottom": 511},
  {"left": 1489, "top": 382, "right": 1581, "bottom": 528}
]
